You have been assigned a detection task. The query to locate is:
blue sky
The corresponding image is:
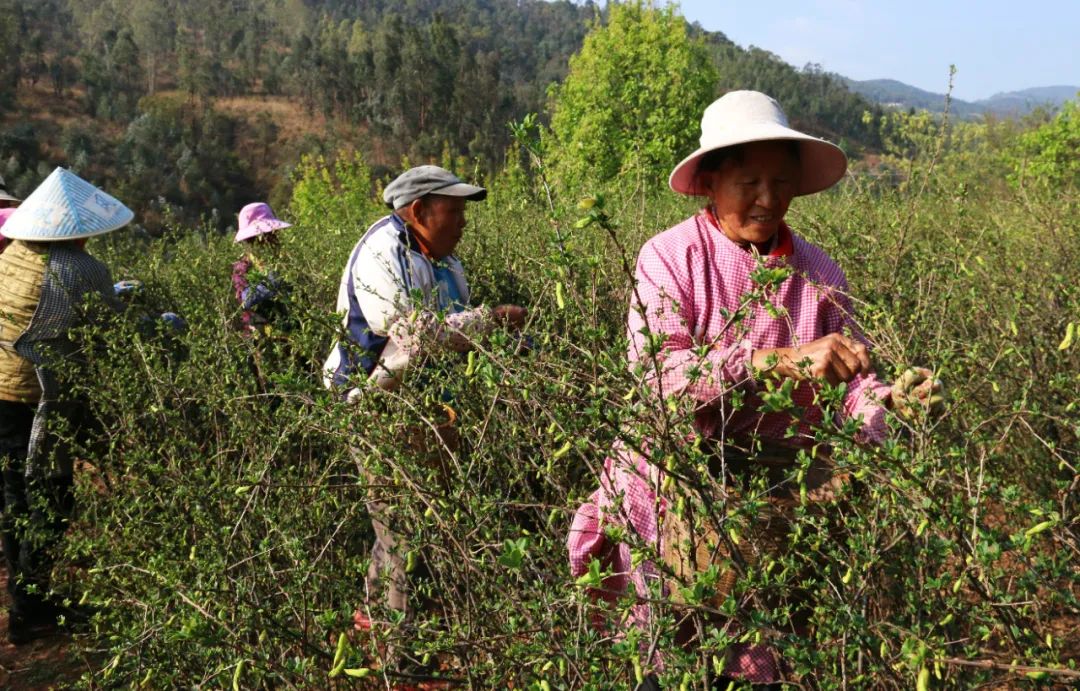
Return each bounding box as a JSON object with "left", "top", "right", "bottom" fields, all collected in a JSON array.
[{"left": 671, "top": 0, "right": 1080, "bottom": 102}]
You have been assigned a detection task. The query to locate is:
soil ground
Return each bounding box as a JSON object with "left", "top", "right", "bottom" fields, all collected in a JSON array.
[{"left": 0, "top": 571, "right": 89, "bottom": 689}]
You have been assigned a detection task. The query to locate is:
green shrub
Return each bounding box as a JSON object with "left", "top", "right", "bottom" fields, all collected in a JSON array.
[
  {"left": 1010, "top": 98, "right": 1080, "bottom": 191},
  {"left": 53, "top": 135, "right": 1079, "bottom": 689},
  {"left": 547, "top": 1, "right": 717, "bottom": 191}
]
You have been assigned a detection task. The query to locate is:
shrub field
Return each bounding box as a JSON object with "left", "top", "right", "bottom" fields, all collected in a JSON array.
[{"left": 39, "top": 106, "right": 1080, "bottom": 690}]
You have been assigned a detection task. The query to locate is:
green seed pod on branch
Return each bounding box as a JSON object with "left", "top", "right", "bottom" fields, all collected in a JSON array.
[
  {"left": 232, "top": 660, "right": 245, "bottom": 691},
  {"left": 343, "top": 668, "right": 370, "bottom": 678}
]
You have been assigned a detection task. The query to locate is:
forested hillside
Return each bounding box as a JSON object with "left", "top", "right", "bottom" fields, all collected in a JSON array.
[{"left": 0, "top": 0, "right": 880, "bottom": 230}]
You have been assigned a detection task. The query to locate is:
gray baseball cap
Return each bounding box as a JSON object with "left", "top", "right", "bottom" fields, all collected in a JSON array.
[
  {"left": 0, "top": 174, "right": 20, "bottom": 204},
  {"left": 382, "top": 165, "right": 486, "bottom": 210}
]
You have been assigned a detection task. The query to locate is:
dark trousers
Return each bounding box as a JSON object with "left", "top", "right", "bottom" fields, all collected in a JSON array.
[{"left": 0, "top": 400, "right": 74, "bottom": 616}]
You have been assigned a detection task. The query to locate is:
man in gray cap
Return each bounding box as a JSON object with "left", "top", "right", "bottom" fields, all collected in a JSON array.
[
  {"left": 323, "top": 165, "right": 525, "bottom": 392},
  {"left": 323, "top": 166, "right": 525, "bottom": 649}
]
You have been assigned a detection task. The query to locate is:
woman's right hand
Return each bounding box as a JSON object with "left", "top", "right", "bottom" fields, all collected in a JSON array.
[{"left": 751, "top": 333, "right": 873, "bottom": 385}]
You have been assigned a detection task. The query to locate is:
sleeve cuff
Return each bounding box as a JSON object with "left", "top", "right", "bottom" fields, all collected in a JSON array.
[{"left": 707, "top": 338, "right": 757, "bottom": 392}]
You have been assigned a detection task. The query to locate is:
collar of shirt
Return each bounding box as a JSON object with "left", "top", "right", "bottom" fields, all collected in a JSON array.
[{"left": 703, "top": 206, "right": 794, "bottom": 258}]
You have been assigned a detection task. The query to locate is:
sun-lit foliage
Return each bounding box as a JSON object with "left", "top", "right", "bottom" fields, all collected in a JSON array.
[
  {"left": 53, "top": 100, "right": 1080, "bottom": 686},
  {"left": 548, "top": 1, "right": 717, "bottom": 188}
]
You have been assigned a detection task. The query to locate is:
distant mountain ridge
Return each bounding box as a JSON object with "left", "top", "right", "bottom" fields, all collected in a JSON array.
[
  {"left": 842, "top": 78, "right": 1078, "bottom": 117},
  {"left": 979, "top": 86, "right": 1079, "bottom": 113}
]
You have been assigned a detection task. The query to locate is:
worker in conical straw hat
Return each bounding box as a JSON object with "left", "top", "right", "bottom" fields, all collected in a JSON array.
[
  {"left": 0, "top": 167, "right": 132, "bottom": 645},
  {"left": 568, "top": 91, "right": 944, "bottom": 689}
]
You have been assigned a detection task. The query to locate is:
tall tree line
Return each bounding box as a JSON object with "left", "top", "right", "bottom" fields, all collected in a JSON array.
[{"left": 0, "top": 0, "right": 885, "bottom": 228}]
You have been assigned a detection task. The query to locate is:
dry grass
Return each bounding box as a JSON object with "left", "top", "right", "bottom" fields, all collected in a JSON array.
[
  {"left": 3, "top": 81, "right": 124, "bottom": 166},
  {"left": 213, "top": 94, "right": 329, "bottom": 140}
]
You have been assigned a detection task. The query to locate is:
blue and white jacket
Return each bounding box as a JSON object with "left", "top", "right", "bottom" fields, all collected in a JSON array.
[{"left": 322, "top": 214, "right": 492, "bottom": 392}]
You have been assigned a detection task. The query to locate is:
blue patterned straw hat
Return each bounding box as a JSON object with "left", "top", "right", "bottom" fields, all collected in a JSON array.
[{"left": 0, "top": 167, "right": 134, "bottom": 241}]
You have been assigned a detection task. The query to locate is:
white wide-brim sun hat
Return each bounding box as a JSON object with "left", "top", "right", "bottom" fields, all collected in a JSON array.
[
  {"left": 1, "top": 167, "right": 134, "bottom": 242},
  {"left": 669, "top": 90, "right": 848, "bottom": 197}
]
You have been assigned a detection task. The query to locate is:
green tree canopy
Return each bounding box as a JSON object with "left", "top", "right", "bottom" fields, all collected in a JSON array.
[
  {"left": 0, "top": 2, "right": 19, "bottom": 110},
  {"left": 1011, "top": 98, "right": 1080, "bottom": 190},
  {"left": 548, "top": 1, "right": 717, "bottom": 189}
]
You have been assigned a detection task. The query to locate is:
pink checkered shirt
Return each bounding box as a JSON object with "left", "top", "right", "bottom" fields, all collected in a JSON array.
[{"left": 567, "top": 211, "right": 892, "bottom": 683}]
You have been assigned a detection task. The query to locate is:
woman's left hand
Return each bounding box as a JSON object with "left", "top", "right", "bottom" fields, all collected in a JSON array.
[{"left": 891, "top": 367, "right": 946, "bottom": 420}]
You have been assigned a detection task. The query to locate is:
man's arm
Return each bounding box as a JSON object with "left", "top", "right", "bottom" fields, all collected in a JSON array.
[{"left": 351, "top": 243, "right": 502, "bottom": 390}]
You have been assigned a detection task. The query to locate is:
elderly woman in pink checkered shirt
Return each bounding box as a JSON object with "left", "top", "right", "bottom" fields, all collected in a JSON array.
[{"left": 568, "top": 91, "right": 942, "bottom": 689}]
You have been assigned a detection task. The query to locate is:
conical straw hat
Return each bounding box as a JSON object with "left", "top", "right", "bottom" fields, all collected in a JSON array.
[{"left": 0, "top": 167, "right": 133, "bottom": 242}]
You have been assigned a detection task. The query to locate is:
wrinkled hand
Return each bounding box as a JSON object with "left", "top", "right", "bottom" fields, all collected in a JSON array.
[
  {"left": 891, "top": 367, "right": 946, "bottom": 420},
  {"left": 752, "top": 333, "right": 873, "bottom": 386},
  {"left": 492, "top": 304, "right": 527, "bottom": 330}
]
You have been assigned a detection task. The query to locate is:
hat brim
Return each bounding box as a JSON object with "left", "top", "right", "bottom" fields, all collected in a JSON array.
[
  {"left": 2, "top": 219, "right": 131, "bottom": 241},
  {"left": 431, "top": 182, "right": 487, "bottom": 202},
  {"left": 0, "top": 191, "right": 21, "bottom": 204},
  {"left": 669, "top": 124, "right": 848, "bottom": 197},
  {"left": 234, "top": 219, "right": 292, "bottom": 242}
]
